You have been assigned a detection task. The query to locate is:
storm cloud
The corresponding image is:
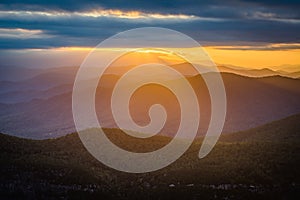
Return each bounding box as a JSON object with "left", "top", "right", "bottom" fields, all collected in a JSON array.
[{"left": 0, "top": 0, "right": 299, "bottom": 49}]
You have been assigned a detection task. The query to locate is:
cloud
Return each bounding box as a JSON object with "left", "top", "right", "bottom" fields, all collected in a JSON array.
[
  {"left": 213, "top": 43, "right": 300, "bottom": 51},
  {"left": 0, "top": 28, "right": 51, "bottom": 38},
  {"left": 1, "top": 0, "right": 300, "bottom": 19},
  {"left": 242, "top": 11, "right": 300, "bottom": 24},
  {"left": 0, "top": 1, "right": 299, "bottom": 50},
  {"left": 240, "top": 0, "right": 300, "bottom": 7},
  {"left": 0, "top": 9, "right": 202, "bottom": 21}
]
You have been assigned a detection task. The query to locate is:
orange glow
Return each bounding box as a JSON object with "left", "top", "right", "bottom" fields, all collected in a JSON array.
[
  {"left": 28, "top": 45, "right": 300, "bottom": 72},
  {"left": 204, "top": 45, "right": 300, "bottom": 71},
  {"left": 82, "top": 9, "right": 142, "bottom": 19}
]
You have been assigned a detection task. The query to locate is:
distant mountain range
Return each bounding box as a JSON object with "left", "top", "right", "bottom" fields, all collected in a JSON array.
[
  {"left": 0, "top": 64, "right": 299, "bottom": 139},
  {"left": 217, "top": 64, "right": 300, "bottom": 78},
  {"left": 0, "top": 64, "right": 299, "bottom": 100}
]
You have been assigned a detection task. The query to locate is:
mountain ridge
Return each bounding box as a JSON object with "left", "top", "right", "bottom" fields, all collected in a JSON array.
[
  {"left": 1, "top": 72, "right": 299, "bottom": 139},
  {"left": 0, "top": 113, "right": 299, "bottom": 199}
]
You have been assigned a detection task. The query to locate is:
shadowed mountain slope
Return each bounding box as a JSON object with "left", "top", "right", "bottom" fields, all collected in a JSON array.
[{"left": 0, "top": 114, "right": 299, "bottom": 199}]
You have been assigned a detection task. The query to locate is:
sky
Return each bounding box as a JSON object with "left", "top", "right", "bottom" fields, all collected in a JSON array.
[{"left": 0, "top": 0, "right": 299, "bottom": 71}]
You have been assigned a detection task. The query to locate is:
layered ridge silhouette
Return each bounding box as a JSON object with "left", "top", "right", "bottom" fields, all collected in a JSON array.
[{"left": 0, "top": 65, "right": 299, "bottom": 139}]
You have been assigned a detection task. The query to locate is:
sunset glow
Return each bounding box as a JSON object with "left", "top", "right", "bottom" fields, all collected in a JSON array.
[
  {"left": 0, "top": 9, "right": 198, "bottom": 21},
  {"left": 6, "top": 45, "right": 298, "bottom": 72},
  {"left": 1, "top": 1, "right": 300, "bottom": 198},
  {"left": 205, "top": 45, "right": 300, "bottom": 71}
]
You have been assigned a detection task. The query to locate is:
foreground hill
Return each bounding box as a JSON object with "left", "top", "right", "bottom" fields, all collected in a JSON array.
[{"left": 0, "top": 114, "right": 299, "bottom": 199}]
